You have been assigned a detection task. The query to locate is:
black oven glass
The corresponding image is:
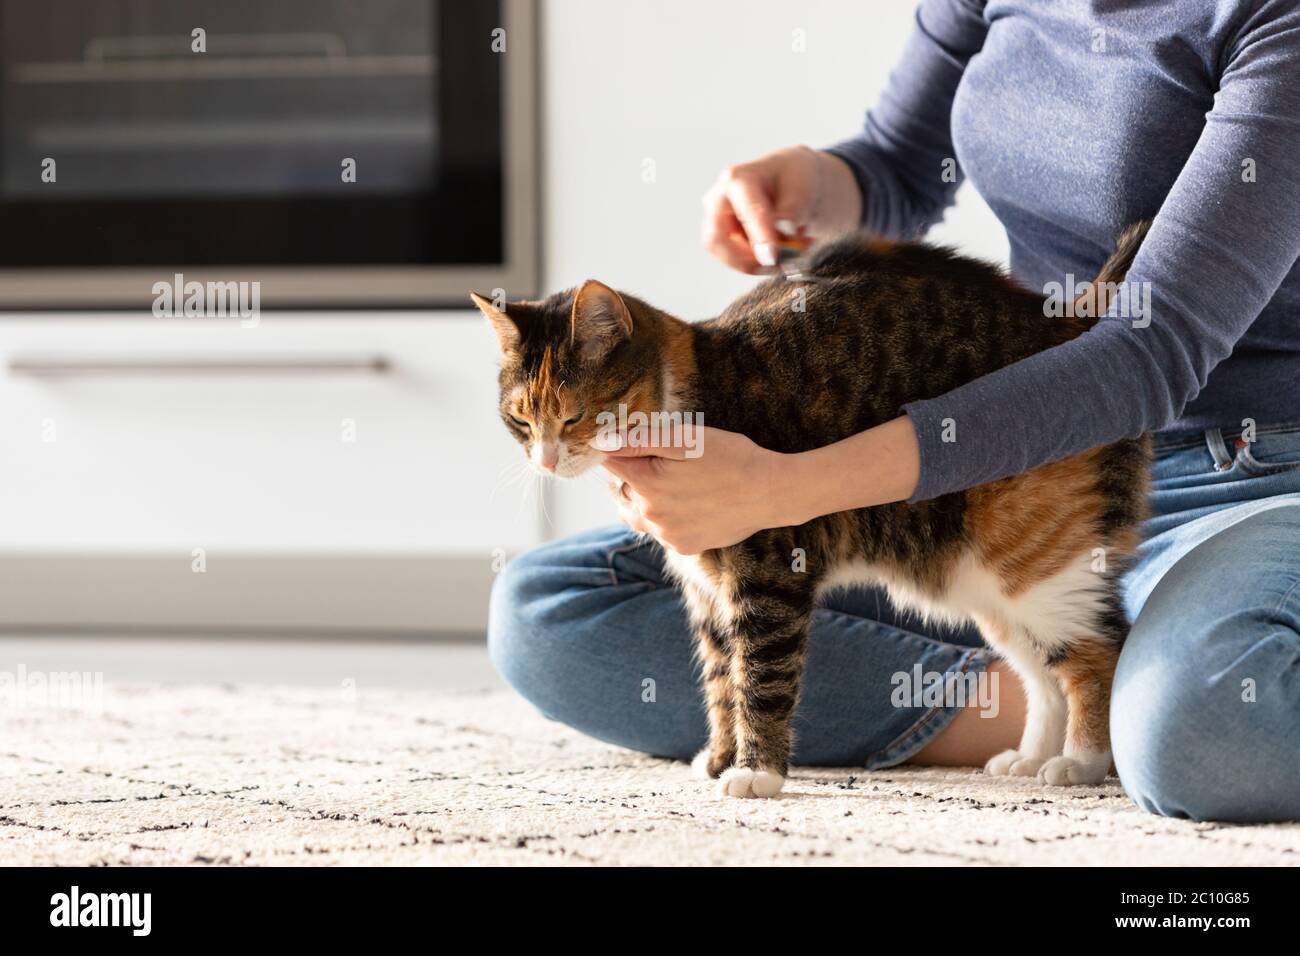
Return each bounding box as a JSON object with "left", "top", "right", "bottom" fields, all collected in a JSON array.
[{"left": 0, "top": 0, "right": 502, "bottom": 267}]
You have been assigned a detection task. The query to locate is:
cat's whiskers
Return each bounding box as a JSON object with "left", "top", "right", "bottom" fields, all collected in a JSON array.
[
  {"left": 533, "top": 467, "right": 555, "bottom": 529},
  {"left": 500, "top": 462, "right": 539, "bottom": 530},
  {"left": 488, "top": 456, "right": 534, "bottom": 506}
]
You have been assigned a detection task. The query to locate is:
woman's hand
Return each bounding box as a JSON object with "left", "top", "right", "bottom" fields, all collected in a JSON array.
[
  {"left": 700, "top": 145, "right": 863, "bottom": 274},
  {"left": 600, "top": 417, "right": 922, "bottom": 555},
  {"left": 601, "top": 427, "right": 790, "bottom": 555}
]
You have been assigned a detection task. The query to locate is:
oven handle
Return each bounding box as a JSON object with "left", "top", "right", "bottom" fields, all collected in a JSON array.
[{"left": 6, "top": 354, "right": 392, "bottom": 376}]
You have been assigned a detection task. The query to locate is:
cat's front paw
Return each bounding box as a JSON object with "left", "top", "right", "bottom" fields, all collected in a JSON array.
[
  {"left": 984, "top": 749, "right": 1048, "bottom": 777},
  {"left": 1037, "top": 754, "right": 1109, "bottom": 786},
  {"left": 716, "top": 767, "right": 785, "bottom": 798}
]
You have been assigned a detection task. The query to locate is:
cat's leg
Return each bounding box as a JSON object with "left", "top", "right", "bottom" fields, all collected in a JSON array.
[
  {"left": 983, "top": 569, "right": 1125, "bottom": 786},
  {"left": 1037, "top": 638, "right": 1118, "bottom": 785},
  {"left": 680, "top": 582, "right": 736, "bottom": 780},
  {"left": 980, "top": 622, "right": 1068, "bottom": 778},
  {"left": 716, "top": 575, "right": 817, "bottom": 799},
  {"left": 691, "top": 616, "right": 737, "bottom": 780},
  {"left": 1036, "top": 591, "right": 1126, "bottom": 785}
]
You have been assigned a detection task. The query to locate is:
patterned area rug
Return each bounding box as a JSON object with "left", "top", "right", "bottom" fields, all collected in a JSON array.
[{"left": 2, "top": 685, "right": 1296, "bottom": 866}]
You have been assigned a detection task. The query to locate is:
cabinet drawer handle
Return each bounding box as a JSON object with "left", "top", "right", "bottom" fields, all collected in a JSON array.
[{"left": 7, "top": 354, "right": 392, "bottom": 375}]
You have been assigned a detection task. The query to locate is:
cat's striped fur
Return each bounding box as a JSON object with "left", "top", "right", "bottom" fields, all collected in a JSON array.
[{"left": 476, "top": 224, "right": 1151, "bottom": 798}]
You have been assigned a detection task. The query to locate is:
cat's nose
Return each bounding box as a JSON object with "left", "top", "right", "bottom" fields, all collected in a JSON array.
[{"left": 535, "top": 443, "right": 560, "bottom": 472}]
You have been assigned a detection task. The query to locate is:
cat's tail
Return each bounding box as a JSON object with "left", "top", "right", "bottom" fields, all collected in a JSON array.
[
  {"left": 1071, "top": 219, "right": 1152, "bottom": 321},
  {"left": 1096, "top": 219, "right": 1151, "bottom": 286}
]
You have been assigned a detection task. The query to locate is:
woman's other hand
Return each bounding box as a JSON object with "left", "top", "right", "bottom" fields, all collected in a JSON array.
[
  {"left": 601, "top": 426, "right": 789, "bottom": 555},
  {"left": 700, "top": 145, "right": 863, "bottom": 274},
  {"left": 600, "top": 417, "right": 922, "bottom": 555}
]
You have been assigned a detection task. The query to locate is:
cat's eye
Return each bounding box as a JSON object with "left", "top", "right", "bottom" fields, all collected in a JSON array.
[
  {"left": 508, "top": 414, "right": 531, "bottom": 431},
  {"left": 563, "top": 410, "right": 585, "bottom": 427}
]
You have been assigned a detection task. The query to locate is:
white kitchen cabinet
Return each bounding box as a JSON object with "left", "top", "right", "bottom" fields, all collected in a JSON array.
[{"left": 0, "top": 312, "right": 542, "bottom": 633}]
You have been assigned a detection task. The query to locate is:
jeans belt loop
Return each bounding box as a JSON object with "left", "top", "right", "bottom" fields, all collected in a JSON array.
[{"left": 1205, "top": 428, "right": 1235, "bottom": 471}]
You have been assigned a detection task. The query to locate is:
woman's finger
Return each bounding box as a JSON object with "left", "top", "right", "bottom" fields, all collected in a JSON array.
[
  {"left": 701, "top": 185, "right": 764, "bottom": 273},
  {"left": 602, "top": 456, "right": 658, "bottom": 485},
  {"left": 722, "top": 167, "right": 780, "bottom": 266},
  {"left": 770, "top": 157, "right": 817, "bottom": 235}
]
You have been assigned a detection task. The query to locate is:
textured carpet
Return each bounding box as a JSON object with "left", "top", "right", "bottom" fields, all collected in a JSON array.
[{"left": 2, "top": 685, "right": 1296, "bottom": 866}]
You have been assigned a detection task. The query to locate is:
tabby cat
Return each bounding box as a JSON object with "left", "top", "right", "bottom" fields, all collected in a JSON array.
[{"left": 474, "top": 224, "right": 1151, "bottom": 798}]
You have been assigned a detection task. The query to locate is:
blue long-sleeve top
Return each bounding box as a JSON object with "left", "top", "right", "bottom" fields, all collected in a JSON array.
[{"left": 825, "top": 0, "right": 1300, "bottom": 502}]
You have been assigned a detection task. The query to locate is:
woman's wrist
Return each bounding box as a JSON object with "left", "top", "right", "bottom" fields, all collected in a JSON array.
[{"left": 769, "top": 416, "right": 922, "bottom": 527}]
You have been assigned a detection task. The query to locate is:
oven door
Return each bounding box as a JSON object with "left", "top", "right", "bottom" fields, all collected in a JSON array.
[{"left": 0, "top": 0, "right": 536, "bottom": 308}]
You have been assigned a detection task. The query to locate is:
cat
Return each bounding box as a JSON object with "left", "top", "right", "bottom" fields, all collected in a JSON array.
[{"left": 474, "top": 223, "right": 1151, "bottom": 798}]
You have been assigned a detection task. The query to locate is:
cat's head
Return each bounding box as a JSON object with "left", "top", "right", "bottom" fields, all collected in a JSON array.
[{"left": 472, "top": 280, "right": 664, "bottom": 478}]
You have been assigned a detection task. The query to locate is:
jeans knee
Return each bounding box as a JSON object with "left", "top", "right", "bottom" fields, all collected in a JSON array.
[
  {"left": 486, "top": 536, "right": 632, "bottom": 725},
  {"left": 1113, "top": 614, "right": 1300, "bottom": 822},
  {"left": 486, "top": 548, "right": 555, "bottom": 705},
  {"left": 1111, "top": 656, "right": 1203, "bottom": 818},
  {"left": 484, "top": 533, "right": 704, "bottom": 762}
]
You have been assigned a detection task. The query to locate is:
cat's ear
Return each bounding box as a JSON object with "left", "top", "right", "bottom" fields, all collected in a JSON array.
[
  {"left": 470, "top": 291, "right": 523, "bottom": 353},
  {"left": 570, "top": 279, "right": 632, "bottom": 362}
]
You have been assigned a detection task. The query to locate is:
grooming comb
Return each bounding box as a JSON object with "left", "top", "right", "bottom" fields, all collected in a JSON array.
[{"left": 774, "top": 232, "right": 814, "bottom": 281}]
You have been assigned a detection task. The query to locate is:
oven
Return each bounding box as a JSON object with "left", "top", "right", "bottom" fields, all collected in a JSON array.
[{"left": 0, "top": 0, "right": 537, "bottom": 308}]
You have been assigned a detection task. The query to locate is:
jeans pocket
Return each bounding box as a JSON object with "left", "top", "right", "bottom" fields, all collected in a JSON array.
[{"left": 1234, "top": 428, "right": 1300, "bottom": 476}]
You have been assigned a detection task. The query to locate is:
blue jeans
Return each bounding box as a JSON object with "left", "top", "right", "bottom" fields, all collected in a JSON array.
[{"left": 488, "top": 425, "right": 1300, "bottom": 822}]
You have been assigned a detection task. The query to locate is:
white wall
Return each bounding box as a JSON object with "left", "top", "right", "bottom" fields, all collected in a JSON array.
[{"left": 539, "top": 0, "right": 1008, "bottom": 537}]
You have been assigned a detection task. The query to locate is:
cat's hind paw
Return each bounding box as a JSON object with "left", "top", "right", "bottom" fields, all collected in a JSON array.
[
  {"left": 691, "top": 747, "right": 736, "bottom": 780},
  {"left": 984, "top": 749, "right": 1047, "bottom": 777},
  {"left": 716, "top": 767, "right": 785, "bottom": 798},
  {"left": 691, "top": 749, "right": 714, "bottom": 780},
  {"left": 1038, "top": 753, "right": 1109, "bottom": 786}
]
